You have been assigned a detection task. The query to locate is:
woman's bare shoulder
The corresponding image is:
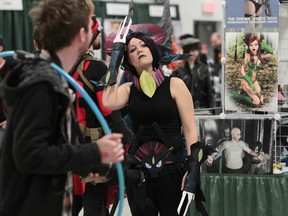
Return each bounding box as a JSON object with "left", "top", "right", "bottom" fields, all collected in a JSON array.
[
  {"left": 170, "top": 76, "right": 185, "bottom": 85},
  {"left": 170, "top": 76, "right": 189, "bottom": 98}
]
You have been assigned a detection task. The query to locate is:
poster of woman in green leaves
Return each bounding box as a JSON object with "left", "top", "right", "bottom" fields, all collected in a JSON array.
[{"left": 224, "top": 32, "right": 278, "bottom": 111}]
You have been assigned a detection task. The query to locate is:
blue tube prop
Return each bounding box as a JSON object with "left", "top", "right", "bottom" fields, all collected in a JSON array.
[
  {"left": 0, "top": 51, "right": 14, "bottom": 57},
  {"left": 0, "top": 51, "right": 125, "bottom": 216}
]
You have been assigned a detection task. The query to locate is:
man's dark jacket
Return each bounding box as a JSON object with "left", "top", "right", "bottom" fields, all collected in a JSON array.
[
  {"left": 0, "top": 58, "right": 102, "bottom": 216},
  {"left": 173, "top": 62, "right": 213, "bottom": 109}
]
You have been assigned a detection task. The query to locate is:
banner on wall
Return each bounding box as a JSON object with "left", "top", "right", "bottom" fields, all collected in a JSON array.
[
  {"left": 226, "top": 0, "right": 279, "bottom": 28},
  {"left": 196, "top": 116, "right": 275, "bottom": 175},
  {"left": 0, "top": 0, "right": 23, "bottom": 11},
  {"left": 224, "top": 32, "right": 278, "bottom": 112}
]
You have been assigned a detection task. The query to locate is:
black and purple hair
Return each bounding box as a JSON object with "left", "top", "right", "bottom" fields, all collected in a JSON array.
[{"left": 122, "top": 31, "right": 161, "bottom": 77}]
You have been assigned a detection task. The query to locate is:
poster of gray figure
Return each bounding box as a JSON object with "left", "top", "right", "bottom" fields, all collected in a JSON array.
[{"left": 197, "top": 116, "right": 274, "bottom": 174}]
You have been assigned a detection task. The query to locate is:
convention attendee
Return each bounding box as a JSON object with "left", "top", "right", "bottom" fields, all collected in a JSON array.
[
  {"left": 0, "top": 35, "right": 17, "bottom": 81},
  {"left": 209, "top": 32, "right": 222, "bottom": 107},
  {"left": 71, "top": 16, "right": 133, "bottom": 216},
  {"left": 0, "top": 35, "right": 19, "bottom": 149},
  {"left": 179, "top": 34, "right": 207, "bottom": 65},
  {"left": 217, "top": 128, "right": 263, "bottom": 174},
  {"left": 278, "top": 85, "right": 286, "bottom": 106},
  {"left": 102, "top": 30, "right": 213, "bottom": 216},
  {"left": 172, "top": 36, "right": 213, "bottom": 109},
  {"left": 0, "top": 35, "right": 7, "bottom": 130},
  {"left": 0, "top": 35, "right": 18, "bottom": 129},
  {"left": 0, "top": 1, "right": 124, "bottom": 216},
  {"left": 210, "top": 32, "right": 222, "bottom": 78}
]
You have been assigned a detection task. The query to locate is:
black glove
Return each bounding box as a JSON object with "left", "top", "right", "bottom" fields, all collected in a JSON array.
[
  {"left": 106, "top": 42, "right": 126, "bottom": 86},
  {"left": 107, "top": 110, "right": 134, "bottom": 144},
  {"left": 184, "top": 142, "right": 205, "bottom": 193},
  {"left": 182, "top": 141, "right": 217, "bottom": 216}
]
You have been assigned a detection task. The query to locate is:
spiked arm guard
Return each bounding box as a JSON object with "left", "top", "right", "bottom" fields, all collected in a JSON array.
[
  {"left": 183, "top": 141, "right": 218, "bottom": 216},
  {"left": 184, "top": 142, "right": 203, "bottom": 193},
  {"left": 106, "top": 43, "right": 126, "bottom": 86},
  {"left": 104, "top": 6, "right": 132, "bottom": 86},
  {"left": 184, "top": 142, "right": 218, "bottom": 191}
]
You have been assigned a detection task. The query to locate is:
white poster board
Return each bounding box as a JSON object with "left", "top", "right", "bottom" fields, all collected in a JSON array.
[{"left": 0, "top": 0, "right": 23, "bottom": 11}]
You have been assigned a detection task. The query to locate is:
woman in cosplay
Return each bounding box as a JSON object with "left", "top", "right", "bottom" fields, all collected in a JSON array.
[
  {"left": 102, "top": 25, "right": 216, "bottom": 215},
  {"left": 102, "top": 0, "right": 217, "bottom": 214},
  {"left": 231, "top": 34, "right": 273, "bottom": 107}
]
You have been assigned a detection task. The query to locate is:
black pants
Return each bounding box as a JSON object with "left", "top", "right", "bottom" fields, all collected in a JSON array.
[
  {"left": 223, "top": 166, "right": 244, "bottom": 174},
  {"left": 83, "top": 183, "right": 108, "bottom": 216},
  {"left": 0, "top": 128, "right": 5, "bottom": 150},
  {"left": 126, "top": 172, "right": 182, "bottom": 216},
  {"left": 71, "top": 183, "right": 107, "bottom": 216},
  {"left": 72, "top": 194, "right": 83, "bottom": 216}
]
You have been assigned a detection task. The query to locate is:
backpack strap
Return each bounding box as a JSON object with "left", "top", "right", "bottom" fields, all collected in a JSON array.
[{"left": 77, "top": 54, "right": 96, "bottom": 92}]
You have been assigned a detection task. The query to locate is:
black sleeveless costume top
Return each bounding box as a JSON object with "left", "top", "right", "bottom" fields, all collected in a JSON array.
[{"left": 128, "top": 76, "right": 184, "bottom": 155}]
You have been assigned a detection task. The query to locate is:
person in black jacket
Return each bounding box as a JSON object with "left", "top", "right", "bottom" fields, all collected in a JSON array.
[
  {"left": 0, "top": 35, "right": 18, "bottom": 129},
  {"left": 179, "top": 34, "right": 208, "bottom": 66},
  {"left": 0, "top": 1, "right": 124, "bottom": 216},
  {"left": 173, "top": 37, "right": 213, "bottom": 109}
]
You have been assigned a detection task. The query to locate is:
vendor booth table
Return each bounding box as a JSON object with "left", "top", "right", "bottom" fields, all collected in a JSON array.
[{"left": 189, "top": 173, "right": 288, "bottom": 216}]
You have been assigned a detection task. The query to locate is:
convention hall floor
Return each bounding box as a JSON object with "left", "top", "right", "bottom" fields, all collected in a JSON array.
[{"left": 79, "top": 198, "right": 132, "bottom": 216}]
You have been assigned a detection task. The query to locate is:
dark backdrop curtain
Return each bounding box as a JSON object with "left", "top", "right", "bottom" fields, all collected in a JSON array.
[
  {"left": 0, "top": 0, "right": 179, "bottom": 53},
  {"left": 189, "top": 173, "right": 288, "bottom": 216},
  {"left": 0, "top": 0, "right": 35, "bottom": 52}
]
